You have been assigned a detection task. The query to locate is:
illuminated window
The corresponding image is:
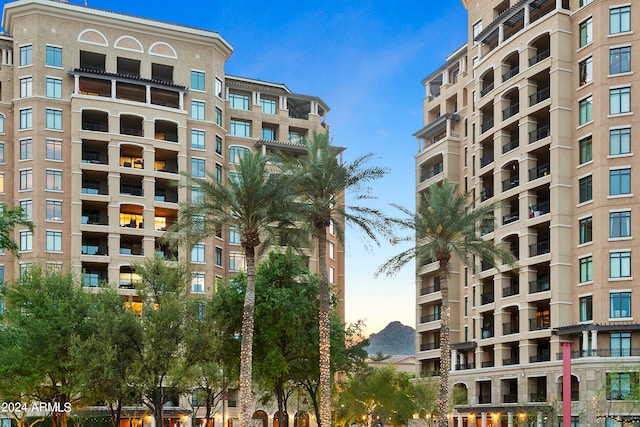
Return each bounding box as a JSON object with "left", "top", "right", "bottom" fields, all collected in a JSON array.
[{"left": 191, "top": 272, "right": 205, "bottom": 293}]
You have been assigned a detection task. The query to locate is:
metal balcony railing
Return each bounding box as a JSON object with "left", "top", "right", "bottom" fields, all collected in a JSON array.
[
  {"left": 480, "top": 82, "right": 495, "bottom": 97},
  {"left": 502, "top": 175, "right": 519, "bottom": 191},
  {"left": 502, "top": 66, "right": 519, "bottom": 82},
  {"left": 503, "top": 211, "right": 519, "bottom": 225},
  {"left": 529, "top": 124, "right": 550, "bottom": 144},
  {"left": 502, "top": 138, "right": 519, "bottom": 154},
  {"left": 503, "top": 321, "right": 519, "bottom": 335},
  {"left": 529, "top": 86, "right": 551, "bottom": 106},
  {"left": 529, "top": 276, "right": 550, "bottom": 293},
  {"left": 480, "top": 187, "right": 494, "bottom": 202},
  {"left": 480, "top": 152, "right": 494, "bottom": 168},
  {"left": 528, "top": 163, "right": 550, "bottom": 181},
  {"left": 529, "top": 316, "right": 550, "bottom": 331},
  {"left": 481, "top": 117, "right": 494, "bottom": 134},
  {"left": 503, "top": 103, "right": 520, "bottom": 120},
  {"left": 528, "top": 48, "right": 550, "bottom": 66},
  {"left": 529, "top": 239, "right": 550, "bottom": 256},
  {"left": 503, "top": 282, "right": 519, "bottom": 297}
]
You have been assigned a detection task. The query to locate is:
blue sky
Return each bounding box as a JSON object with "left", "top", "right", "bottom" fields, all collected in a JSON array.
[{"left": 75, "top": 0, "right": 469, "bottom": 334}]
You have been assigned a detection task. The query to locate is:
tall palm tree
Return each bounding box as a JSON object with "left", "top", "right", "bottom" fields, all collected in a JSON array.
[
  {"left": 377, "top": 179, "right": 515, "bottom": 427},
  {"left": 166, "top": 150, "right": 293, "bottom": 427},
  {"left": 280, "top": 131, "right": 389, "bottom": 427}
]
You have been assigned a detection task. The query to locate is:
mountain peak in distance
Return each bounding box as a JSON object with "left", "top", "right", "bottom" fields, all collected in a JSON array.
[{"left": 365, "top": 321, "right": 415, "bottom": 356}]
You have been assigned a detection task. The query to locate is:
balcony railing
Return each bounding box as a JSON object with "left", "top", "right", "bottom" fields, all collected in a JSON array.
[
  {"left": 503, "top": 282, "right": 519, "bottom": 297},
  {"left": 503, "top": 394, "right": 518, "bottom": 403},
  {"left": 480, "top": 152, "right": 494, "bottom": 168},
  {"left": 420, "top": 313, "right": 441, "bottom": 323},
  {"left": 529, "top": 86, "right": 551, "bottom": 106},
  {"left": 481, "top": 360, "right": 494, "bottom": 368},
  {"left": 503, "top": 358, "right": 518, "bottom": 366},
  {"left": 502, "top": 66, "right": 519, "bottom": 82},
  {"left": 480, "top": 187, "right": 494, "bottom": 202},
  {"left": 529, "top": 163, "right": 550, "bottom": 181},
  {"left": 456, "top": 362, "right": 475, "bottom": 370},
  {"left": 503, "top": 321, "right": 519, "bottom": 335},
  {"left": 529, "top": 125, "right": 550, "bottom": 144},
  {"left": 502, "top": 175, "right": 519, "bottom": 192},
  {"left": 420, "top": 342, "right": 440, "bottom": 351},
  {"left": 530, "top": 350, "right": 551, "bottom": 363},
  {"left": 420, "top": 283, "right": 441, "bottom": 295},
  {"left": 120, "top": 185, "right": 143, "bottom": 197},
  {"left": 531, "top": 200, "right": 550, "bottom": 217},
  {"left": 120, "top": 126, "right": 144, "bottom": 137},
  {"left": 478, "top": 395, "right": 491, "bottom": 404},
  {"left": 503, "top": 211, "right": 519, "bottom": 225},
  {"left": 528, "top": 48, "right": 551, "bottom": 66},
  {"left": 480, "top": 82, "right": 495, "bottom": 97},
  {"left": 502, "top": 103, "right": 520, "bottom": 121},
  {"left": 529, "top": 276, "right": 550, "bottom": 293},
  {"left": 529, "top": 316, "right": 550, "bottom": 331},
  {"left": 481, "top": 291, "right": 495, "bottom": 305},
  {"left": 481, "top": 117, "right": 494, "bottom": 134},
  {"left": 529, "top": 239, "right": 550, "bottom": 256},
  {"left": 502, "top": 138, "right": 519, "bottom": 154},
  {"left": 566, "top": 348, "right": 640, "bottom": 359},
  {"left": 82, "top": 121, "right": 109, "bottom": 132}
]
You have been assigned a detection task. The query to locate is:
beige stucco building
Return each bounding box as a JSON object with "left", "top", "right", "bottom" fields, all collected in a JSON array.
[
  {"left": 415, "top": 1, "right": 639, "bottom": 426},
  {"left": 0, "top": 1, "right": 342, "bottom": 427}
]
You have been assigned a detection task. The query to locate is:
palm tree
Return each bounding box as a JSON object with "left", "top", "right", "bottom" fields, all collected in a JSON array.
[
  {"left": 166, "top": 150, "right": 293, "bottom": 427},
  {"left": 279, "top": 131, "right": 390, "bottom": 427},
  {"left": 0, "top": 205, "right": 34, "bottom": 257},
  {"left": 377, "top": 179, "right": 515, "bottom": 427}
]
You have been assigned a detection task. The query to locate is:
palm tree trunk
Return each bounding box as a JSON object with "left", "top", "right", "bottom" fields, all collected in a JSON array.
[
  {"left": 239, "top": 246, "right": 257, "bottom": 427},
  {"left": 317, "top": 229, "right": 331, "bottom": 427},
  {"left": 437, "top": 263, "right": 451, "bottom": 427}
]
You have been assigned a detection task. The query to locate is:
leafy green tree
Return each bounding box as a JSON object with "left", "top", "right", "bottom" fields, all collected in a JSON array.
[
  {"left": 0, "top": 267, "right": 91, "bottom": 427},
  {"left": 278, "top": 131, "right": 389, "bottom": 427},
  {"left": 335, "top": 365, "right": 432, "bottom": 427},
  {"left": 0, "top": 205, "right": 34, "bottom": 257},
  {"left": 378, "top": 179, "right": 515, "bottom": 427},
  {"left": 369, "top": 351, "right": 392, "bottom": 362},
  {"left": 166, "top": 150, "right": 294, "bottom": 427},
  {"left": 130, "top": 256, "right": 189, "bottom": 427},
  {"left": 71, "top": 288, "right": 143, "bottom": 427}
]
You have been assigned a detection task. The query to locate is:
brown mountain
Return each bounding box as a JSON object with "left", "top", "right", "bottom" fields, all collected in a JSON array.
[{"left": 365, "top": 321, "right": 415, "bottom": 355}]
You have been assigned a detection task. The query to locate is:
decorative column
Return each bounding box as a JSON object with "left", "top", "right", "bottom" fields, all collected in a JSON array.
[{"left": 592, "top": 330, "right": 598, "bottom": 354}]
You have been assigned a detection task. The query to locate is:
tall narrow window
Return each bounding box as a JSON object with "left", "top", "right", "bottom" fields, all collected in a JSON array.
[
  {"left": 579, "top": 96, "right": 593, "bottom": 125},
  {"left": 191, "top": 129, "right": 205, "bottom": 150},
  {"left": 610, "top": 292, "right": 631, "bottom": 317},
  {"left": 20, "top": 77, "right": 32, "bottom": 98},
  {"left": 610, "top": 211, "right": 631, "bottom": 238},
  {"left": 46, "top": 45, "right": 62, "bottom": 67},
  {"left": 191, "top": 71, "right": 205, "bottom": 91},
  {"left": 579, "top": 295, "right": 592, "bottom": 321},
  {"left": 610, "top": 128, "right": 631, "bottom": 155},
  {"left": 191, "top": 244, "right": 205, "bottom": 263},
  {"left": 579, "top": 136, "right": 592, "bottom": 164},
  {"left": 19, "top": 45, "right": 32, "bottom": 66},
  {"left": 46, "top": 169, "right": 63, "bottom": 191},
  {"left": 610, "top": 251, "right": 631, "bottom": 278},
  {"left": 191, "top": 272, "right": 205, "bottom": 293},
  {"left": 579, "top": 217, "right": 592, "bottom": 244},
  {"left": 610, "top": 87, "right": 631, "bottom": 115},
  {"left": 20, "top": 169, "right": 32, "bottom": 191},
  {"left": 579, "top": 175, "right": 592, "bottom": 203},
  {"left": 20, "top": 199, "right": 32, "bottom": 221},
  {"left": 579, "top": 17, "right": 593, "bottom": 47},
  {"left": 46, "top": 78, "right": 63, "bottom": 99},
  {"left": 579, "top": 57, "right": 593, "bottom": 86},
  {"left": 610, "top": 168, "right": 631, "bottom": 196},
  {"left": 579, "top": 256, "right": 593, "bottom": 283},
  {"left": 46, "top": 230, "right": 63, "bottom": 252},
  {"left": 20, "top": 108, "right": 32, "bottom": 130},
  {"left": 46, "top": 109, "right": 63, "bottom": 130},
  {"left": 191, "top": 158, "right": 205, "bottom": 178},
  {"left": 20, "top": 230, "right": 33, "bottom": 251},
  {"left": 46, "top": 139, "right": 62, "bottom": 161},
  {"left": 19, "top": 138, "right": 32, "bottom": 160},
  {"left": 191, "top": 101, "right": 205, "bottom": 120}
]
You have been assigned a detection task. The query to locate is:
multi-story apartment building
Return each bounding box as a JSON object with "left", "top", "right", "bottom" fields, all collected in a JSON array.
[
  {"left": 415, "top": 1, "right": 638, "bottom": 426},
  {"left": 0, "top": 0, "right": 341, "bottom": 425}
]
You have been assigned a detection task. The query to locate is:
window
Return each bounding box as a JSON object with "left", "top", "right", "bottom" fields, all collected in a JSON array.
[
  {"left": 610, "top": 6, "right": 631, "bottom": 34},
  {"left": 215, "top": 78, "right": 223, "bottom": 98},
  {"left": 580, "top": 295, "right": 592, "bottom": 321},
  {"left": 20, "top": 138, "right": 32, "bottom": 160},
  {"left": 579, "top": 217, "right": 592, "bottom": 244},
  {"left": 215, "top": 163, "right": 222, "bottom": 183},
  {"left": 215, "top": 135, "right": 222, "bottom": 155},
  {"left": 20, "top": 77, "right": 32, "bottom": 98},
  {"left": 191, "top": 129, "right": 205, "bottom": 150},
  {"left": 19, "top": 45, "right": 32, "bottom": 66},
  {"left": 46, "top": 45, "right": 62, "bottom": 67},
  {"left": 46, "top": 230, "right": 62, "bottom": 252},
  {"left": 608, "top": 372, "right": 632, "bottom": 400},
  {"left": 472, "top": 21, "right": 483, "bottom": 39},
  {"left": 191, "top": 243, "right": 205, "bottom": 263},
  {"left": 0, "top": 143, "right": 4, "bottom": 163},
  {"left": 579, "top": 175, "right": 592, "bottom": 203},
  {"left": 610, "top": 128, "right": 631, "bottom": 155},
  {"left": 191, "top": 71, "right": 205, "bottom": 91},
  {"left": 230, "top": 119, "right": 250, "bottom": 137},
  {"left": 229, "top": 253, "right": 245, "bottom": 272},
  {"left": 610, "top": 251, "right": 631, "bottom": 278},
  {"left": 191, "top": 272, "right": 205, "bottom": 293},
  {"left": 20, "top": 199, "right": 32, "bottom": 221},
  {"left": 329, "top": 241, "right": 335, "bottom": 259},
  {"left": 289, "top": 131, "right": 305, "bottom": 144},
  {"left": 20, "top": 230, "right": 33, "bottom": 251},
  {"left": 610, "top": 87, "right": 631, "bottom": 115},
  {"left": 610, "top": 291, "right": 631, "bottom": 318},
  {"left": 46, "top": 169, "right": 62, "bottom": 191},
  {"left": 20, "top": 169, "right": 32, "bottom": 191},
  {"left": 579, "top": 57, "right": 593, "bottom": 86},
  {"left": 46, "top": 77, "right": 63, "bottom": 99},
  {"left": 215, "top": 108, "right": 222, "bottom": 126},
  {"left": 329, "top": 267, "right": 335, "bottom": 283},
  {"left": 580, "top": 0, "right": 592, "bottom": 6},
  {"left": 579, "top": 96, "right": 592, "bottom": 125},
  {"left": 229, "top": 226, "right": 240, "bottom": 244},
  {"left": 610, "top": 47, "right": 631, "bottom": 75},
  {"left": 229, "top": 93, "right": 249, "bottom": 110},
  {"left": 610, "top": 168, "right": 631, "bottom": 195},
  {"left": 0, "top": 115, "right": 4, "bottom": 133},
  {"left": 579, "top": 136, "right": 592, "bottom": 164},
  {"left": 262, "top": 127, "right": 275, "bottom": 140},
  {"left": 611, "top": 332, "right": 631, "bottom": 357},
  {"left": 191, "top": 158, "right": 205, "bottom": 178},
  {"left": 260, "top": 98, "right": 277, "bottom": 114},
  {"left": 191, "top": 101, "right": 205, "bottom": 120},
  {"left": 580, "top": 256, "right": 593, "bottom": 282},
  {"left": 20, "top": 108, "right": 32, "bottom": 130},
  {"left": 0, "top": 174, "right": 3, "bottom": 193},
  {"left": 46, "top": 139, "right": 62, "bottom": 160},
  {"left": 46, "top": 200, "right": 62, "bottom": 221},
  {"left": 215, "top": 247, "right": 222, "bottom": 266},
  {"left": 229, "top": 146, "right": 249, "bottom": 164},
  {"left": 610, "top": 211, "right": 631, "bottom": 238},
  {"left": 191, "top": 186, "right": 203, "bottom": 204},
  {"left": 46, "top": 109, "right": 63, "bottom": 130},
  {"left": 579, "top": 17, "right": 592, "bottom": 47}
]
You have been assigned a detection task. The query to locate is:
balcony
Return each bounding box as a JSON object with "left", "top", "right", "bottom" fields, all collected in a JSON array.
[
  {"left": 480, "top": 152, "right": 494, "bottom": 168},
  {"left": 529, "top": 316, "right": 550, "bottom": 331},
  {"left": 502, "top": 138, "right": 519, "bottom": 154},
  {"left": 502, "top": 176, "right": 519, "bottom": 192},
  {"left": 502, "top": 66, "right": 519, "bottom": 82},
  {"left": 529, "top": 276, "right": 550, "bottom": 293},
  {"left": 420, "top": 283, "right": 441, "bottom": 295},
  {"left": 481, "top": 117, "right": 494, "bottom": 134},
  {"left": 530, "top": 200, "right": 550, "bottom": 217},
  {"left": 502, "top": 211, "right": 519, "bottom": 225},
  {"left": 503, "top": 358, "right": 518, "bottom": 366},
  {"left": 528, "top": 163, "right": 550, "bottom": 181},
  {"left": 529, "top": 87, "right": 551, "bottom": 106},
  {"left": 503, "top": 322, "right": 519, "bottom": 335},
  {"left": 420, "top": 313, "right": 441, "bottom": 323},
  {"left": 528, "top": 49, "right": 550, "bottom": 66},
  {"left": 420, "top": 342, "right": 440, "bottom": 351},
  {"left": 481, "top": 187, "right": 494, "bottom": 202},
  {"left": 568, "top": 348, "right": 640, "bottom": 358},
  {"left": 120, "top": 184, "right": 143, "bottom": 197},
  {"left": 480, "top": 82, "right": 495, "bottom": 98},
  {"left": 529, "top": 125, "right": 550, "bottom": 144},
  {"left": 481, "top": 290, "right": 495, "bottom": 305},
  {"left": 503, "top": 282, "right": 519, "bottom": 297},
  {"left": 502, "top": 103, "right": 520, "bottom": 121},
  {"left": 529, "top": 240, "right": 550, "bottom": 257},
  {"left": 456, "top": 362, "right": 475, "bottom": 370},
  {"left": 481, "top": 360, "right": 494, "bottom": 368}
]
